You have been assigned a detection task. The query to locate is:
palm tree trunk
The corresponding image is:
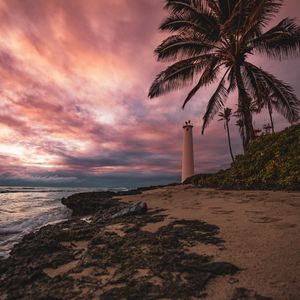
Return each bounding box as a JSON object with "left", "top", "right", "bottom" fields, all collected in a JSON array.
[
  {"left": 267, "top": 101, "right": 275, "bottom": 134},
  {"left": 236, "top": 67, "right": 255, "bottom": 145},
  {"left": 240, "top": 126, "right": 245, "bottom": 153},
  {"left": 226, "top": 121, "right": 234, "bottom": 162}
]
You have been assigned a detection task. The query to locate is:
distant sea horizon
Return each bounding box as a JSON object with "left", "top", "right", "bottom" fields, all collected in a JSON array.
[{"left": 0, "top": 186, "right": 128, "bottom": 259}]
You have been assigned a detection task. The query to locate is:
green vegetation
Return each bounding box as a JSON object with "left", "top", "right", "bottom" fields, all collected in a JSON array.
[{"left": 188, "top": 124, "right": 300, "bottom": 190}]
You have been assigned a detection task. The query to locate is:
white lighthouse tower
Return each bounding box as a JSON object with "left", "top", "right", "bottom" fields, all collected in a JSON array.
[{"left": 181, "top": 120, "right": 194, "bottom": 182}]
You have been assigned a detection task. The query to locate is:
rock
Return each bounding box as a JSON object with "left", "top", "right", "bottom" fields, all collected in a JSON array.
[
  {"left": 61, "top": 184, "right": 179, "bottom": 216},
  {"left": 61, "top": 192, "right": 119, "bottom": 216},
  {"left": 231, "top": 288, "right": 273, "bottom": 300},
  {"left": 0, "top": 200, "right": 239, "bottom": 300},
  {"left": 202, "top": 262, "right": 240, "bottom": 275},
  {"left": 111, "top": 202, "right": 148, "bottom": 218}
]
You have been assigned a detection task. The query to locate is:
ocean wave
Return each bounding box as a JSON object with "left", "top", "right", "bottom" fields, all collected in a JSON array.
[
  {"left": 0, "top": 206, "right": 71, "bottom": 259},
  {"left": 0, "top": 189, "right": 76, "bottom": 194},
  {"left": 0, "top": 187, "right": 129, "bottom": 194}
]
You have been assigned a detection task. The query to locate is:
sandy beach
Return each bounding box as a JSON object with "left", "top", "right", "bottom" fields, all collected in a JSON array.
[
  {"left": 1, "top": 185, "right": 299, "bottom": 300},
  {"left": 121, "top": 185, "right": 300, "bottom": 300}
]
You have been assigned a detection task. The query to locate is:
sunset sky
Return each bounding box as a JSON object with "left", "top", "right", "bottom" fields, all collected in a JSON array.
[{"left": 0, "top": 0, "right": 299, "bottom": 187}]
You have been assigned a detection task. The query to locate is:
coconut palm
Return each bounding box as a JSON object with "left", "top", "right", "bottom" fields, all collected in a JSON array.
[
  {"left": 234, "top": 101, "right": 258, "bottom": 149},
  {"left": 218, "top": 107, "right": 234, "bottom": 162},
  {"left": 235, "top": 118, "right": 245, "bottom": 151},
  {"left": 148, "top": 0, "right": 300, "bottom": 145},
  {"left": 256, "top": 90, "right": 277, "bottom": 133},
  {"left": 266, "top": 101, "right": 275, "bottom": 134}
]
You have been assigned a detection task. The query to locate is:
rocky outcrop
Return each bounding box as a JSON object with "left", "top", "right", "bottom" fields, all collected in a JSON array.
[
  {"left": 61, "top": 191, "right": 120, "bottom": 216},
  {"left": 111, "top": 201, "right": 147, "bottom": 218},
  {"left": 0, "top": 194, "right": 240, "bottom": 300},
  {"left": 61, "top": 183, "right": 179, "bottom": 216}
]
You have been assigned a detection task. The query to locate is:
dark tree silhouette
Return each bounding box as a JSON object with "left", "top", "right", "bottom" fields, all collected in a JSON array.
[
  {"left": 218, "top": 107, "right": 235, "bottom": 162},
  {"left": 256, "top": 91, "right": 281, "bottom": 134},
  {"left": 235, "top": 118, "right": 246, "bottom": 151},
  {"left": 149, "top": 0, "right": 300, "bottom": 145}
]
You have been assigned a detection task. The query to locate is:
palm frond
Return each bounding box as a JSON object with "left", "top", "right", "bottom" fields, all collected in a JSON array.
[
  {"left": 164, "top": 0, "right": 199, "bottom": 15},
  {"left": 160, "top": 15, "right": 204, "bottom": 33},
  {"left": 245, "top": 63, "right": 300, "bottom": 122},
  {"left": 148, "top": 54, "right": 213, "bottom": 98},
  {"left": 227, "top": 67, "right": 236, "bottom": 93},
  {"left": 201, "top": 71, "right": 229, "bottom": 134},
  {"left": 251, "top": 17, "right": 300, "bottom": 60},
  {"left": 182, "top": 57, "right": 222, "bottom": 108},
  {"left": 160, "top": 13, "right": 220, "bottom": 39},
  {"left": 222, "top": 0, "right": 248, "bottom": 34},
  {"left": 218, "top": 107, "right": 232, "bottom": 121},
  {"left": 205, "top": 0, "right": 220, "bottom": 16},
  {"left": 242, "top": 64, "right": 267, "bottom": 106},
  {"left": 241, "top": 0, "right": 282, "bottom": 41},
  {"left": 217, "top": 0, "right": 239, "bottom": 23},
  {"left": 155, "top": 34, "right": 215, "bottom": 61},
  {"left": 244, "top": 0, "right": 282, "bottom": 28}
]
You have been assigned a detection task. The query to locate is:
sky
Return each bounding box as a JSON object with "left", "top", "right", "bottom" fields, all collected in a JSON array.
[{"left": 0, "top": 0, "right": 299, "bottom": 188}]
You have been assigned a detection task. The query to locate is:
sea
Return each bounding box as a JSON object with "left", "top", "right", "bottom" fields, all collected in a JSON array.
[{"left": 0, "top": 186, "right": 127, "bottom": 259}]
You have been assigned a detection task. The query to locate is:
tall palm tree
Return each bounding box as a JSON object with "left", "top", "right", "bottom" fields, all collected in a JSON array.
[
  {"left": 149, "top": 0, "right": 300, "bottom": 145},
  {"left": 267, "top": 100, "right": 275, "bottom": 134},
  {"left": 218, "top": 107, "right": 235, "bottom": 162},
  {"left": 235, "top": 118, "right": 245, "bottom": 151},
  {"left": 234, "top": 101, "right": 258, "bottom": 149},
  {"left": 256, "top": 90, "right": 277, "bottom": 134}
]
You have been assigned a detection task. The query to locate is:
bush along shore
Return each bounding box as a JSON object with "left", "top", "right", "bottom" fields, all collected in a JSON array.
[
  {"left": 0, "top": 187, "right": 247, "bottom": 300},
  {"left": 187, "top": 124, "right": 300, "bottom": 190}
]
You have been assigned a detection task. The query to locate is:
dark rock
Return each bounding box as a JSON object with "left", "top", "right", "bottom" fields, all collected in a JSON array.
[
  {"left": 61, "top": 183, "right": 179, "bottom": 216},
  {"left": 1, "top": 195, "right": 239, "bottom": 299},
  {"left": 61, "top": 191, "right": 119, "bottom": 216},
  {"left": 202, "top": 262, "right": 240, "bottom": 275},
  {"left": 111, "top": 202, "right": 148, "bottom": 218},
  {"left": 231, "top": 288, "right": 273, "bottom": 300}
]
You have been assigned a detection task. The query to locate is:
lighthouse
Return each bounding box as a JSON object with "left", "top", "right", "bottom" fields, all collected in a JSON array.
[{"left": 181, "top": 120, "right": 194, "bottom": 182}]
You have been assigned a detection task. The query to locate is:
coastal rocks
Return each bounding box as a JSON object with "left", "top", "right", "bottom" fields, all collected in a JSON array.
[
  {"left": 0, "top": 194, "right": 240, "bottom": 299},
  {"left": 231, "top": 288, "right": 273, "bottom": 300},
  {"left": 61, "top": 184, "right": 179, "bottom": 217},
  {"left": 111, "top": 201, "right": 147, "bottom": 218},
  {"left": 61, "top": 191, "right": 119, "bottom": 216}
]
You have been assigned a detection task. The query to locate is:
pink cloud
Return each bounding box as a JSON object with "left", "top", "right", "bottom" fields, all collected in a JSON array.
[{"left": 0, "top": 0, "right": 299, "bottom": 186}]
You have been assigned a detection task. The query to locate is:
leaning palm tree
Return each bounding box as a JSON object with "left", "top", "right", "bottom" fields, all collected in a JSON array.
[
  {"left": 218, "top": 107, "right": 235, "bottom": 162},
  {"left": 149, "top": 0, "right": 300, "bottom": 145}
]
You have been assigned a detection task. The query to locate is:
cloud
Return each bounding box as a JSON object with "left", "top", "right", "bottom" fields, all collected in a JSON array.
[{"left": 0, "top": 0, "right": 299, "bottom": 187}]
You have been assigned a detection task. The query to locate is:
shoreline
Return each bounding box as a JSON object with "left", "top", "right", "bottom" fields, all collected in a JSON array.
[{"left": 0, "top": 184, "right": 299, "bottom": 299}]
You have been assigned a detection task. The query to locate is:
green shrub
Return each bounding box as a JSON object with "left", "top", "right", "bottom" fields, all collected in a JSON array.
[{"left": 188, "top": 124, "right": 300, "bottom": 190}]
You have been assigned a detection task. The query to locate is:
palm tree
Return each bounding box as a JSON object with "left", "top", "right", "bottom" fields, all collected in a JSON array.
[
  {"left": 267, "top": 101, "right": 275, "bottom": 134},
  {"left": 218, "top": 107, "right": 234, "bottom": 162},
  {"left": 234, "top": 101, "right": 258, "bottom": 149},
  {"left": 149, "top": 0, "right": 300, "bottom": 145},
  {"left": 256, "top": 91, "right": 277, "bottom": 134},
  {"left": 235, "top": 118, "right": 245, "bottom": 151}
]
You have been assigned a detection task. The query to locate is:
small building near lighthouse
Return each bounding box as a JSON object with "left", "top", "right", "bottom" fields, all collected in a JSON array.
[{"left": 181, "top": 120, "right": 194, "bottom": 182}]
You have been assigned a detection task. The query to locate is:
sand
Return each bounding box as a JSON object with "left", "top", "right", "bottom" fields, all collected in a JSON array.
[
  {"left": 117, "top": 185, "right": 300, "bottom": 300},
  {"left": 10, "top": 184, "right": 298, "bottom": 299}
]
